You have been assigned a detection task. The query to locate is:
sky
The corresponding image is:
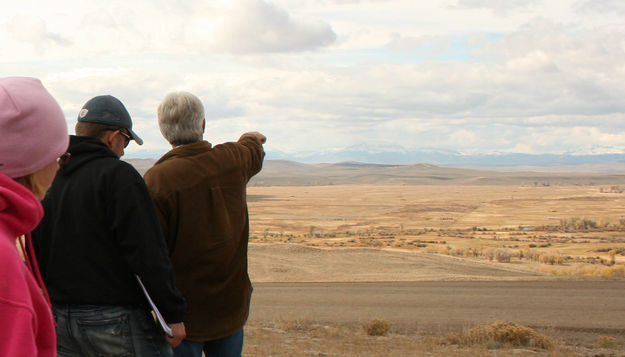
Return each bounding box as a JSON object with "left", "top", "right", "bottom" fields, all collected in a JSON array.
[{"left": 2, "top": 0, "right": 625, "bottom": 161}]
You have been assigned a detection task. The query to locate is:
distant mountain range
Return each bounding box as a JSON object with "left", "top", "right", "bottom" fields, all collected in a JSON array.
[
  {"left": 124, "top": 143, "right": 625, "bottom": 186},
  {"left": 127, "top": 159, "right": 625, "bottom": 186},
  {"left": 126, "top": 145, "right": 625, "bottom": 169},
  {"left": 266, "top": 146, "right": 625, "bottom": 168}
]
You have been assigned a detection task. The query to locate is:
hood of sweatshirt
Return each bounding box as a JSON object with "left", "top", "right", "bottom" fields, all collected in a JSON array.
[
  {"left": 60, "top": 135, "right": 118, "bottom": 176},
  {"left": 0, "top": 171, "right": 43, "bottom": 239}
]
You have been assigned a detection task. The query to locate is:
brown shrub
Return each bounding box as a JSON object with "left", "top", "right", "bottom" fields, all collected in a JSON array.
[
  {"left": 447, "top": 321, "right": 553, "bottom": 349},
  {"left": 495, "top": 249, "right": 512, "bottom": 263},
  {"left": 366, "top": 319, "right": 390, "bottom": 336},
  {"left": 542, "top": 264, "right": 625, "bottom": 277},
  {"left": 597, "top": 335, "right": 616, "bottom": 349}
]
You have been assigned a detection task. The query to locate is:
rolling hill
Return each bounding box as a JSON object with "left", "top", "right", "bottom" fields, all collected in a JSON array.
[{"left": 127, "top": 159, "right": 625, "bottom": 186}]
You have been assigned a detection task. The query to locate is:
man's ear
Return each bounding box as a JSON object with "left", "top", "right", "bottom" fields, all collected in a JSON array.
[
  {"left": 202, "top": 119, "right": 206, "bottom": 132},
  {"left": 101, "top": 130, "right": 117, "bottom": 149}
]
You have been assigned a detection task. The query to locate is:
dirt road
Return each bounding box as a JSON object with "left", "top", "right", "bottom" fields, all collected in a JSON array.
[{"left": 248, "top": 281, "right": 625, "bottom": 333}]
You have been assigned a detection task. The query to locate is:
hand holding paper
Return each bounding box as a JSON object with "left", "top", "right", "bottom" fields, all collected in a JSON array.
[{"left": 166, "top": 322, "right": 186, "bottom": 347}]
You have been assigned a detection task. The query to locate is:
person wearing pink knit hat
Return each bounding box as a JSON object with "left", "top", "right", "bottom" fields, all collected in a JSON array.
[{"left": 0, "top": 77, "right": 69, "bottom": 357}]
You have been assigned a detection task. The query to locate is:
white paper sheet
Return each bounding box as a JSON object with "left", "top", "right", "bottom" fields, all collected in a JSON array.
[{"left": 135, "top": 274, "right": 174, "bottom": 337}]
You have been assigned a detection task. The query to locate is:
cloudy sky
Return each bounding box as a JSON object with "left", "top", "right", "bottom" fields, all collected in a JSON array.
[{"left": 2, "top": 0, "right": 625, "bottom": 161}]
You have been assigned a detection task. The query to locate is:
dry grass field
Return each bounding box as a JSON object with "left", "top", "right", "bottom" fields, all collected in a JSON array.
[
  {"left": 245, "top": 184, "right": 625, "bottom": 356},
  {"left": 248, "top": 184, "right": 625, "bottom": 270}
]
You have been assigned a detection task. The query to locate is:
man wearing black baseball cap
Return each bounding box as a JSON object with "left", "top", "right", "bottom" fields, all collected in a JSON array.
[
  {"left": 77, "top": 95, "right": 143, "bottom": 152},
  {"left": 33, "top": 95, "right": 187, "bottom": 356}
]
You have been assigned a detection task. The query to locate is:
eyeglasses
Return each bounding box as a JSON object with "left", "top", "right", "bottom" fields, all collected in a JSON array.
[
  {"left": 57, "top": 152, "right": 71, "bottom": 166},
  {"left": 103, "top": 128, "right": 132, "bottom": 148},
  {"left": 118, "top": 130, "right": 132, "bottom": 148}
]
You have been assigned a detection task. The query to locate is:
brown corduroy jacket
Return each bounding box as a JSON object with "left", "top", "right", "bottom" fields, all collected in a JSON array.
[{"left": 144, "top": 134, "right": 264, "bottom": 341}]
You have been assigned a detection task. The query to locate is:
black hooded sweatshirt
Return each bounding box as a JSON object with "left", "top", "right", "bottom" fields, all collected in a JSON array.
[{"left": 33, "top": 135, "right": 186, "bottom": 323}]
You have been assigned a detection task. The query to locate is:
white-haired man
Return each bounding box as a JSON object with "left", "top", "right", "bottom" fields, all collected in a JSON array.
[{"left": 144, "top": 91, "right": 265, "bottom": 357}]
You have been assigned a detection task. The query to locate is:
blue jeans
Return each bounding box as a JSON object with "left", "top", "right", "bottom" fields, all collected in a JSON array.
[
  {"left": 53, "top": 304, "right": 172, "bottom": 357},
  {"left": 173, "top": 329, "right": 244, "bottom": 357}
]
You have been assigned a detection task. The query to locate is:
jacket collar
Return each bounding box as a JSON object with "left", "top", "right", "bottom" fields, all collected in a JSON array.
[{"left": 155, "top": 141, "right": 212, "bottom": 165}]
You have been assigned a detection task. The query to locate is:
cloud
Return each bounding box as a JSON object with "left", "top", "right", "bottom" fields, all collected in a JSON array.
[
  {"left": 79, "top": 9, "right": 118, "bottom": 28},
  {"left": 578, "top": 0, "right": 625, "bottom": 14},
  {"left": 505, "top": 50, "right": 558, "bottom": 73},
  {"left": 3, "top": 15, "right": 70, "bottom": 53},
  {"left": 326, "top": 0, "right": 394, "bottom": 3},
  {"left": 475, "top": 18, "right": 625, "bottom": 117},
  {"left": 451, "top": 0, "right": 540, "bottom": 15},
  {"left": 386, "top": 33, "right": 433, "bottom": 51},
  {"left": 209, "top": 0, "right": 337, "bottom": 53}
]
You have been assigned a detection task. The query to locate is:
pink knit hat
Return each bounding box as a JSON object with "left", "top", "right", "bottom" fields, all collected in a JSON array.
[{"left": 0, "top": 77, "right": 69, "bottom": 178}]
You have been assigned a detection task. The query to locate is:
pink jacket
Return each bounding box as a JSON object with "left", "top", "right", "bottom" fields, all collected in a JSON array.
[{"left": 0, "top": 172, "right": 56, "bottom": 356}]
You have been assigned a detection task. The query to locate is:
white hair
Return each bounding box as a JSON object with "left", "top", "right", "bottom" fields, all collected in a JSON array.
[{"left": 157, "top": 91, "right": 204, "bottom": 146}]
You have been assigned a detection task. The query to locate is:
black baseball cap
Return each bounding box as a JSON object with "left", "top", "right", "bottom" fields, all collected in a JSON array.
[{"left": 77, "top": 95, "right": 143, "bottom": 145}]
